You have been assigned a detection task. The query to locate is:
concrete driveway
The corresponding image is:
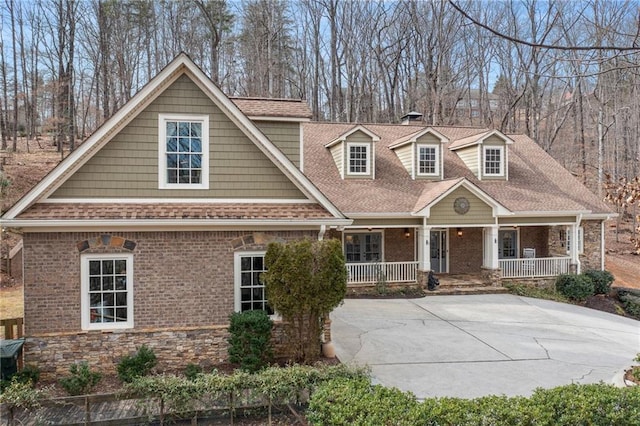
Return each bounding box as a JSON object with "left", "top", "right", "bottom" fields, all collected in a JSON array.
[{"left": 331, "top": 294, "right": 640, "bottom": 399}]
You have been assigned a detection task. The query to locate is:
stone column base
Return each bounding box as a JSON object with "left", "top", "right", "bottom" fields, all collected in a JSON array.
[
  {"left": 569, "top": 263, "right": 578, "bottom": 274},
  {"left": 417, "top": 269, "right": 430, "bottom": 288},
  {"left": 481, "top": 267, "right": 502, "bottom": 286}
]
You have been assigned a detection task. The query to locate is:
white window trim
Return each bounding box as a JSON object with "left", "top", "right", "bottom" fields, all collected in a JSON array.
[
  {"left": 81, "top": 253, "right": 134, "bottom": 331},
  {"left": 158, "top": 113, "right": 210, "bottom": 189},
  {"left": 566, "top": 226, "right": 584, "bottom": 255},
  {"left": 416, "top": 144, "right": 440, "bottom": 177},
  {"left": 233, "top": 251, "right": 279, "bottom": 319},
  {"left": 346, "top": 142, "right": 370, "bottom": 176},
  {"left": 483, "top": 145, "right": 504, "bottom": 177}
]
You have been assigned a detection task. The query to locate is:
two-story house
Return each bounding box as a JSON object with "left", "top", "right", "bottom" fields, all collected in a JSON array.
[{"left": 0, "top": 54, "right": 614, "bottom": 378}]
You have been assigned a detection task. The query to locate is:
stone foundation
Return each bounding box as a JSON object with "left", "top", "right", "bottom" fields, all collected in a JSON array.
[
  {"left": 26, "top": 323, "right": 293, "bottom": 381},
  {"left": 502, "top": 277, "right": 556, "bottom": 290}
]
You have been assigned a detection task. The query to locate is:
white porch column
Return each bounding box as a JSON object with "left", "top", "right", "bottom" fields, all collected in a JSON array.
[
  {"left": 483, "top": 226, "right": 499, "bottom": 269},
  {"left": 570, "top": 222, "right": 581, "bottom": 274},
  {"left": 418, "top": 225, "right": 431, "bottom": 271}
]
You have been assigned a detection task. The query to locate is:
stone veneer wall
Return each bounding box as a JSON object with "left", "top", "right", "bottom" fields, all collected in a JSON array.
[
  {"left": 548, "top": 220, "right": 603, "bottom": 271},
  {"left": 22, "top": 230, "right": 317, "bottom": 379}
]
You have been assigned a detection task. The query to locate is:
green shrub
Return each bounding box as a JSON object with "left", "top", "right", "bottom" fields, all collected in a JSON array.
[
  {"left": 117, "top": 345, "right": 157, "bottom": 383},
  {"left": 583, "top": 269, "right": 614, "bottom": 295},
  {"left": 184, "top": 363, "right": 203, "bottom": 381},
  {"left": 555, "top": 274, "right": 594, "bottom": 301},
  {"left": 228, "top": 310, "right": 274, "bottom": 372},
  {"left": 12, "top": 364, "right": 40, "bottom": 386},
  {"left": 59, "top": 362, "right": 102, "bottom": 396},
  {"left": 618, "top": 290, "right": 640, "bottom": 319},
  {"left": 307, "top": 379, "right": 640, "bottom": 426}
]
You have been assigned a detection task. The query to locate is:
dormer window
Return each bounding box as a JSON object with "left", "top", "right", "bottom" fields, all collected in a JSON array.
[
  {"left": 417, "top": 145, "right": 439, "bottom": 176},
  {"left": 484, "top": 146, "right": 504, "bottom": 177},
  {"left": 347, "top": 143, "right": 370, "bottom": 175}
]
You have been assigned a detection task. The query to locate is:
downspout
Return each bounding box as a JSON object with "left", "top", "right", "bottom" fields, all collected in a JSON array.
[
  {"left": 600, "top": 220, "right": 605, "bottom": 271},
  {"left": 318, "top": 224, "right": 326, "bottom": 241},
  {"left": 575, "top": 214, "right": 582, "bottom": 274}
]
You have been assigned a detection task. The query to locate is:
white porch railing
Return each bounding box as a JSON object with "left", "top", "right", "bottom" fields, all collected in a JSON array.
[
  {"left": 347, "top": 261, "right": 419, "bottom": 284},
  {"left": 499, "top": 257, "right": 571, "bottom": 279}
]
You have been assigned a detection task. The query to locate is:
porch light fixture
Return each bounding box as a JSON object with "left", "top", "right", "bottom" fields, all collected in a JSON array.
[
  {"left": 404, "top": 228, "right": 411, "bottom": 238},
  {"left": 456, "top": 228, "right": 463, "bottom": 238}
]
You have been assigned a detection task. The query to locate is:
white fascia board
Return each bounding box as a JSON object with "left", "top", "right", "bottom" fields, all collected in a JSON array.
[
  {"left": 582, "top": 212, "right": 618, "bottom": 220},
  {"left": 248, "top": 116, "right": 311, "bottom": 122},
  {"left": 325, "top": 125, "right": 381, "bottom": 148},
  {"left": 0, "top": 218, "right": 353, "bottom": 231},
  {"left": 505, "top": 210, "right": 590, "bottom": 217},
  {"left": 388, "top": 128, "right": 449, "bottom": 150},
  {"left": 481, "top": 129, "right": 515, "bottom": 145},
  {"left": 40, "top": 198, "right": 316, "bottom": 204},
  {"left": 2, "top": 56, "right": 189, "bottom": 220},
  {"left": 345, "top": 212, "right": 415, "bottom": 218},
  {"left": 183, "top": 66, "right": 346, "bottom": 220}
]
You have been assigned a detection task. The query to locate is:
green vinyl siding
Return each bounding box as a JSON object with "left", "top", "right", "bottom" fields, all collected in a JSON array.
[
  {"left": 428, "top": 186, "right": 494, "bottom": 225},
  {"left": 329, "top": 143, "right": 343, "bottom": 177},
  {"left": 254, "top": 121, "right": 300, "bottom": 167},
  {"left": 483, "top": 135, "right": 505, "bottom": 146},
  {"left": 394, "top": 145, "right": 413, "bottom": 177},
  {"left": 51, "top": 74, "right": 304, "bottom": 199},
  {"left": 456, "top": 146, "right": 479, "bottom": 178},
  {"left": 415, "top": 133, "right": 441, "bottom": 144}
]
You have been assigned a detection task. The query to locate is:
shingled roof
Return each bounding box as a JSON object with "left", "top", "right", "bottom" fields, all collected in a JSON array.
[
  {"left": 302, "top": 122, "right": 613, "bottom": 216},
  {"left": 231, "top": 97, "right": 312, "bottom": 119}
]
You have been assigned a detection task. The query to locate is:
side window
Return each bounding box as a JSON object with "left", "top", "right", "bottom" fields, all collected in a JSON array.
[
  {"left": 347, "top": 143, "right": 370, "bottom": 175},
  {"left": 81, "top": 253, "right": 134, "bottom": 330},
  {"left": 484, "top": 146, "right": 503, "bottom": 176},
  {"left": 566, "top": 226, "right": 584, "bottom": 255},
  {"left": 234, "top": 252, "right": 273, "bottom": 315},
  {"left": 158, "top": 114, "right": 209, "bottom": 189},
  {"left": 417, "top": 145, "right": 439, "bottom": 176}
]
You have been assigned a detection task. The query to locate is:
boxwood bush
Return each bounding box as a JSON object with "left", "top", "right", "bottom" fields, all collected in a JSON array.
[
  {"left": 117, "top": 345, "right": 157, "bottom": 383},
  {"left": 583, "top": 269, "right": 614, "bottom": 295},
  {"left": 555, "top": 273, "right": 594, "bottom": 301},
  {"left": 228, "top": 310, "right": 274, "bottom": 372},
  {"left": 307, "top": 379, "right": 640, "bottom": 426}
]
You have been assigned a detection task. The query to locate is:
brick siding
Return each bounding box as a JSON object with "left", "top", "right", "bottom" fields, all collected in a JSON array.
[{"left": 22, "top": 230, "right": 317, "bottom": 378}]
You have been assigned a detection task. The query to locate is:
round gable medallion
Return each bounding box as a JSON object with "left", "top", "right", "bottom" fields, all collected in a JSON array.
[{"left": 454, "top": 197, "right": 470, "bottom": 215}]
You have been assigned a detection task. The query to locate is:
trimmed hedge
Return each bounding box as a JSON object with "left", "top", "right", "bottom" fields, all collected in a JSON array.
[
  {"left": 307, "top": 379, "right": 640, "bottom": 426},
  {"left": 555, "top": 274, "right": 594, "bottom": 301},
  {"left": 228, "top": 310, "right": 274, "bottom": 372}
]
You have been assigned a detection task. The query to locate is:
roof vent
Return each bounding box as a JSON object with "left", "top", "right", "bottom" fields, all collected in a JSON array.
[{"left": 400, "top": 111, "right": 423, "bottom": 125}]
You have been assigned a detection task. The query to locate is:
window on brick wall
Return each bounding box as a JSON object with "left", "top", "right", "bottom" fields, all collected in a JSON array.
[
  {"left": 81, "top": 253, "right": 134, "bottom": 330},
  {"left": 234, "top": 252, "right": 274, "bottom": 315}
]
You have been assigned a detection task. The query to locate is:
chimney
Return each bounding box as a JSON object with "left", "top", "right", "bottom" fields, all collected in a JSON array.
[{"left": 400, "top": 111, "right": 423, "bottom": 125}]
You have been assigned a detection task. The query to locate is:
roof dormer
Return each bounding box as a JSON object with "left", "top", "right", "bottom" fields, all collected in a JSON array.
[
  {"left": 325, "top": 125, "right": 380, "bottom": 179},
  {"left": 389, "top": 128, "right": 449, "bottom": 180},
  {"left": 449, "top": 130, "right": 514, "bottom": 180}
]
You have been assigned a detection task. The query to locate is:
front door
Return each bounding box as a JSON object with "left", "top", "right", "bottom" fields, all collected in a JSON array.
[
  {"left": 430, "top": 230, "right": 447, "bottom": 273},
  {"left": 498, "top": 230, "right": 517, "bottom": 259}
]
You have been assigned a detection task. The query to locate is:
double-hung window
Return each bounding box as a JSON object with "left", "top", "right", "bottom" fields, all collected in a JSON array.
[
  {"left": 234, "top": 252, "right": 273, "bottom": 315},
  {"left": 484, "top": 146, "right": 504, "bottom": 176},
  {"left": 347, "top": 143, "right": 370, "bottom": 175},
  {"left": 158, "top": 114, "right": 209, "bottom": 189},
  {"left": 417, "top": 145, "right": 439, "bottom": 176},
  {"left": 81, "top": 253, "right": 133, "bottom": 330},
  {"left": 566, "top": 226, "right": 584, "bottom": 255}
]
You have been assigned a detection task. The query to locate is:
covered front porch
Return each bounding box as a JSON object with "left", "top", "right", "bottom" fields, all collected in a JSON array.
[{"left": 340, "top": 221, "right": 594, "bottom": 286}]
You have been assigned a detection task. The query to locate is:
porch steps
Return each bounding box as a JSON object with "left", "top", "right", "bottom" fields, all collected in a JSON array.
[{"left": 424, "top": 274, "right": 509, "bottom": 296}]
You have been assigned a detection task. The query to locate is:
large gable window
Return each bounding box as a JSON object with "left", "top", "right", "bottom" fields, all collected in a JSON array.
[
  {"left": 158, "top": 114, "right": 209, "bottom": 189},
  {"left": 484, "top": 146, "right": 504, "bottom": 176},
  {"left": 81, "top": 253, "right": 133, "bottom": 330},
  {"left": 347, "top": 143, "right": 370, "bottom": 175},
  {"left": 417, "top": 145, "right": 439, "bottom": 176}
]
